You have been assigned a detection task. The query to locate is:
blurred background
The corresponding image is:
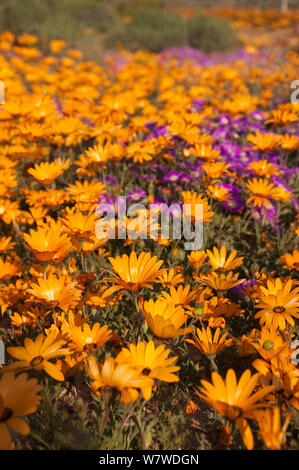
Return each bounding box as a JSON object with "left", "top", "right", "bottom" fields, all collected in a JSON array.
[{"left": 0, "top": 0, "right": 298, "bottom": 58}]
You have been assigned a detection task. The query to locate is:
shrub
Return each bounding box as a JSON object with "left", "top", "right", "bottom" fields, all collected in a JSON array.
[
  {"left": 187, "top": 15, "right": 240, "bottom": 53},
  {"left": 0, "top": 0, "right": 50, "bottom": 35},
  {"left": 114, "top": 0, "right": 166, "bottom": 15},
  {"left": 105, "top": 8, "right": 185, "bottom": 52},
  {"left": 61, "top": 0, "right": 121, "bottom": 34},
  {"left": 37, "top": 13, "right": 83, "bottom": 42},
  {"left": 0, "top": 0, "right": 120, "bottom": 41}
]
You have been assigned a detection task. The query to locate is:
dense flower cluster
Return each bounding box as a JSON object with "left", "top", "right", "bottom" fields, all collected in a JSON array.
[{"left": 0, "top": 17, "right": 298, "bottom": 450}]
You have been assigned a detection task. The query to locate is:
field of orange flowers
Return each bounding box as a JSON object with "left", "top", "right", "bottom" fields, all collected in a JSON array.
[{"left": 0, "top": 9, "right": 298, "bottom": 451}]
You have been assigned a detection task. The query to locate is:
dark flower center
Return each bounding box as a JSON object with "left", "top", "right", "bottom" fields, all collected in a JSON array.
[
  {"left": 226, "top": 405, "right": 243, "bottom": 420},
  {"left": 273, "top": 306, "right": 285, "bottom": 313},
  {"left": 83, "top": 342, "right": 97, "bottom": 352},
  {"left": 0, "top": 407, "right": 13, "bottom": 423},
  {"left": 30, "top": 355, "right": 44, "bottom": 366}
]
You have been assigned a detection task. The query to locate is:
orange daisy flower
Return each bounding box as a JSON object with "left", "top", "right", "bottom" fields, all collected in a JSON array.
[
  {"left": 2, "top": 332, "right": 70, "bottom": 381},
  {"left": 0, "top": 372, "right": 42, "bottom": 450},
  {"left": 280, "top": 250, "right": 299, "bottom": 270},
  {"left": 27, "top": 273, "right": 82, "bottom": 312},
  {"left": 246, "top": 178, "right": 281, "bottom": 207},
  {"left": 141, "top": 298, "right": 193, "bottom": 338},
  {"left": 188, "top": 250, "right": 207, "bottom": 270},
  {"left": 186, "top": 326, "right": 233, "bottom": 355},
  {"left": 27, "top": 159, "right": 70, "bottom": 185},
  {"left": 247, "top": 132, "right": 281, "bottom": 152},
  {"left": 254, "top": 407, "right": 292, "bottom": 450},
  {"left": 197, "top": 369, "right": 275, "bottom": 449},
  {"left": 86, "top": 356, "right": 153, "bottom": 404},
  {"left": 199, "top": 271, "right": 244, "bottom": 292},
  {"left": 254, "top": 278, "right": 299, "bottom": 329},
  {"left": 181, "top": 191, "right": 214, "bottom": 223},
  {"left": 206, "top": 245, "right": 243, "bottom": 272},
  {"left": 68, "top": 323, "right": 113, "bottom": 356},
  {"left": 102, "top": 251, "right": 165, "bottom": 297},
  {"left": 23, "top": 219, "right": 72, "bottom": 264}
]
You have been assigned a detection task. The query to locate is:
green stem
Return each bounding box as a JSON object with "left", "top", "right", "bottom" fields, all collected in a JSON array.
[
  {"left": 98, "top": 388, "right": 112, "bottom": 447},
  {"left": 29, "top": 430, "right": 53, "bottom": 450},
  {"left": 106, "top": 401, "right": 137, "bottom": 450},
  {"left": 208, "top": 354, "right": 218, "bottom": 372},
  {"left": 132, "top": 291, "right": 144, "bottom": 341}
]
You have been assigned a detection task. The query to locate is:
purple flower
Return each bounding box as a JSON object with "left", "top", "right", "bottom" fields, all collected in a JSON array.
[
  {"left": 219, "top": 183, "right": 240, "bottom": 195},
  {"left": 192, "top": 98, "right": 206, "bottom": 107},
  {"left": 222, "top": 194, "right": 245, "bottom": 213},
  {"left": 127, "top": 189, "right": 147, "bottom": 203},
  {"left": 292, "top": 197, "right": 299, "bottom": 213},
  {"left": 98, "top": 194, "right": 114, "bottom": 205},
  {"left": 218, "top": 114, "right": 232, "bottom": 126},
  {"left": 161, "top": 171, "right": 188, "bottom": 184},
  {"left": 96, "top": 195, "right": 127, "bottom": 218},
  {"left": 232, "top": 279, "right": 257, "bottom": 297},
  {"left": 81, "top": 117, "right": 94, "bottom": 127},
  {"left": 250, "top": 110, "right": 266, "bottom": 122},
  {"left": 190, "top": 99, "right": 206, "bottom": 112},
  {"left": 146, "top": 124, "right": 169, "bottom": 139},
  {"left": 272, "top": 175, "right": 292, "bottom": 192},
  {"left": 250, "top": 202, "right": 280, "bottom": 227},
  {"left": 212, "top": 127, "right": 231, "bottom": 141},
  {"left": 103, "top": 176, "right": 118, "bottom": 185}
]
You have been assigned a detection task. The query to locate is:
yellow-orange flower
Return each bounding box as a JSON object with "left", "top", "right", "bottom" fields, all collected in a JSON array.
[
  {"left": 249, "top": 325, "right": 292, "bottom": 361},
  {"left": 197, "top": 369, "right": 275, "bottom": 449},
  {"left": 0, "top": 257, "right": 22, "bottom": 281},
  {"left": 280, "top": 250, "right": 299, "bottom": 270},
  {"left": 246, "top": 178, "right": 281, "bottom": 207},
  {"left": 86, "top": 356, "right": 153, "bottom": 404},
  {"left": 102, "top": 251, "right": 165, "bottom": 296},
  {"left": 62, "top": 207, "right": 98, "bottom": 242},
  {"left": 68, "top": 323, "right": 113, "bottom": 356},
  {"left": 247, "top": 132, "right": 281, "bottom": 152},
  {"left": 203, "top": 297, "right": 244, "bottom": 320},
  {"left": 0, "top": 372, "right": 42, "bottom": 450},
  {"left": 199, "top": 271, "right": 244, "bottom": 292},
  {"left": 23, "top": 220, "right": 72, "bottom": 264},
  {"left": 186, "top": 326, "right": 233, "bottom": 355},
  {"left": 27, "top": 159, "right": 70, "bottom": 185},
  {"left": 159, "top": 284, "right": 197, "bottom": 311},
  {"left": 266, "top": 109, "right": 298, "bottom": 126},
  {"left": 206, "top": 245, "right": 243, "bottom": 272},
  {"left": 202, "top": 161, "right": 230, "bottom": 179},
  {"left": 247, "top": 160, "right": 279, "bottom": 178},
  {"left": 193, "top": 144, "right": 221, "bottom": 161},
  {"left": 27, "top": 273, "right": 82, "bottom": 312},
  {"left": 187, "top": 250, "right": 207, "bottom": 269},
  {"left": 181, "top": 191, "right": 214, "bottom": 223},
  {"left": 67, "top": 180, "right": 106, "bottom": 211},
  {"left": 254, "top": 278, "right": 299, "bottom": 329},
  {"left": 116, "top": 340, "right": 180, "bottom": 399},
  {"left": 207, "top": 184, "right": 231, "bottom": 202},
  {"left": 0, "top": 236, "right": 15, "bottom": 253},
  {"left": 141, "top": 298, "right": 193, "bottom": 338},
  {"left": 155, "top": 268, "right": 184, "bottom": 287},
  {"left": 253, "top": 408, "right": 292, "bottom": 450},
  {"left": 279, "top": 134, "right": 299, "bottom": 151},
  {"left": 2, "top": 332, "right": 70, "bottom": 381}
]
